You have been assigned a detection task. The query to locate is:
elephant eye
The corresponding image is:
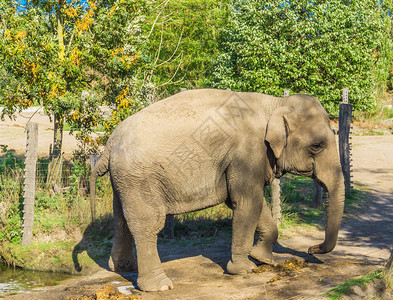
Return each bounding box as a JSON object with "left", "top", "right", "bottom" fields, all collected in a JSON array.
[{"left": 309, "top": 143, "right": 324, "bottom": 154}]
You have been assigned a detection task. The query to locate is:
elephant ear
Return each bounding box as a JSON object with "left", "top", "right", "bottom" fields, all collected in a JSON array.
[{"left": 265, "top": 106, "right": 293, "bottom": 159}]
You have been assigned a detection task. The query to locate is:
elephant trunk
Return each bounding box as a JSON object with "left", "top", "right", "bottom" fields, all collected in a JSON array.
[{"left": 308, "top": 148, "right": 345, "bottom": 254}]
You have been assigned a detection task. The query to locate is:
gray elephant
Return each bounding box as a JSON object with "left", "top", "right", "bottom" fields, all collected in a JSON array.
[{"left": 90, "top": 89, "right": 345, "bottom": 292}]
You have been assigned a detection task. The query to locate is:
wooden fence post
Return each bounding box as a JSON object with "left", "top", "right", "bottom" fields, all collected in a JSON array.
[
  {"left": 90, "top": 154, "right": 101, "bottom": 169},
  {"left": 163, "top": 215, "right": 175, "bottom": 239},
  {"left": 312, "top": 181, "right": 324, "bottom": 208},
  {"left": 22, "top": 122, "right": 38, "bottom": 246},
  {"left": 339, "top": 88, "right": 353, "bottom": 197},
  {"left": 270, "top": 179, "right": 282, "bottom": 224},
  {"left": 385, "top": 247, "right": 393, "bottom": 282}
]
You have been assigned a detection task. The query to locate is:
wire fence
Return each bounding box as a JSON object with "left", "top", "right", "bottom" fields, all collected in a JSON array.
[{"left": 0, "top": 152, "right": 89, "bottom": 192}]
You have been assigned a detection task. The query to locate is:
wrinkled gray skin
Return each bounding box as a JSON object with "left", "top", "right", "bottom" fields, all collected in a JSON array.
[{"left": 90, "top": 89, "right": 345, "bottom": 292}]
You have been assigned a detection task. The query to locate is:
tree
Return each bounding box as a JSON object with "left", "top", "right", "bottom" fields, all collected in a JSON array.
[
  {"left": 210, "top": 0, "right": 393, "bottom": 115},
  {"left": 142, "top": 0, "right": 230, "bottom": 98},
  {"left": 0, "top": 0, "right": 155, "bottom": 156},
  {"left": 0, "top": 0, "right": 99, "bottom": 158},
  {"left": 386, "top": 247, "right": 393, "bottom": 278}
]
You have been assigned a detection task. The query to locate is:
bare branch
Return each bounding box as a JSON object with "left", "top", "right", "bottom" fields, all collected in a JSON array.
[
  {"left": 150, "top": 22, "right": 165, "bottom": 78},
  {"left": 11, "top": 1, "right": 28, "bottom": 9},
  {"left": 154, "top": 27, "right": 183, "bottom": 69},
  {"left": 66, "top": 29, "right": 75, "bottom": 54},
  {"left": 143, "top": 0, "right": 170, "bottom": 43},
  {"left": 156, "top": 51, "right": 184, "bottom": 89}
]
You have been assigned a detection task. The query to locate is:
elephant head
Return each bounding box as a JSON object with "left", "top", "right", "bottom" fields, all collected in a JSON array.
[{"left": 265, "top": 95, "right": 345, "bottom": 254}]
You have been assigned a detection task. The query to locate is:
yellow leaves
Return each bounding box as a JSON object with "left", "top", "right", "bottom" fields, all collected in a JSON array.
[
  {"left": 65, "top": 7, "right": 78, "bottom": 18},
  {"left": 115, "top": 87, "right": 130, "bottom": 109},
  {"left": 49, "top": 83, "right": 65, "bottom": 100},
  {"left": 15, "top": 31, "right": 26, "bottom": 39},
  {"left": 23, "top": 61, "right": 40, "bottom": 83},
  {"left": 76, "top": 9, "right": 94, "bottom": 32},
  {"left": 70, "top": 47, "right": 82, "bottom": 66},
  {"left": 109, "top": 6, "right": 116, "bottom": 17},
  {"left": 4, "top": 29, "right": 12, "bottom": 40},
  {"left": 88, "top": 1, "right": 97, "bottom": 11},
  {"left": 50, "top": 85, "right": 59, "bottom": 99},
  {"left": 111, "top": 48, "right": 121, "bottom": 58},
  {"left": 76, "top": 133, "right": 100, "bottom": 147},
  {"left": 72, "top": 108, "right": 80, "bottom": 121},
  {"left": 121, "top": 55, "right": 139, "bottom": 69},
  {"left": 4, "top": 30, "right": 26, "bottom": 41},
  {"left": 5, "top": 95, "right": 33, "bottom": 109}
]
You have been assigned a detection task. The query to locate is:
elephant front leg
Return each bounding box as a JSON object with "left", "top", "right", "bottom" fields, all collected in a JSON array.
[
  {"left": 226, "top": 188, "right": 263, "bottom": 275},
  {"left": 250, "top": 196, "right": 278, "bottom": 265},
  {"left": 109, "top": 191, "right": 136, "bottom": 272}
]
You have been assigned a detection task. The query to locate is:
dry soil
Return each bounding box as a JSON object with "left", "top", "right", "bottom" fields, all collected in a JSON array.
[{"left": 1, "top": 111, "right": 393, "bottom": 299}]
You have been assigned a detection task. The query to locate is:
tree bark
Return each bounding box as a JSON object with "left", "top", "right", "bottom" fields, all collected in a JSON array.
[
  {"left": 52, "top": 112, "right": 64, "bottom": 158},
  {"left": 385, "top": 247, "right": 393, "bottom": 274}
]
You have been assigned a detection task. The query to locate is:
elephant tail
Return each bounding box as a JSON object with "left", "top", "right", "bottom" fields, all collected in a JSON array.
[{"left": 90, "top": 139, "right": 112, "bottom": 221}]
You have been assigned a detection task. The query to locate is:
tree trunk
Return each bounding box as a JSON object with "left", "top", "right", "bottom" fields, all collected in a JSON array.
[
  {"left": 47, "top": 113, "right": 64, "bottom": 188},
  {"left": 52, "top": 112, "right": 64, "bottom": 158},
  {"left": 385, "top": 247, "right": 393, "bottom": 275}
]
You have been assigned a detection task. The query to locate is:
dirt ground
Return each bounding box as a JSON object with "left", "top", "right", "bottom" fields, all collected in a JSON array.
[
  {"left": 0, "top": 108, "right": 78, "bottom": 157},
  {"left": 1, "top": 111, "right": 393, "bottom": 299}
]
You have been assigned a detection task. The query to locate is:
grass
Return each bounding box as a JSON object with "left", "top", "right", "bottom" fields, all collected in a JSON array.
[
  {"left": 325, "top": 270, "right": 386, "bottom": 299},
  {"left": 0, "top": 148, "right": 114, "bottom": 273}
]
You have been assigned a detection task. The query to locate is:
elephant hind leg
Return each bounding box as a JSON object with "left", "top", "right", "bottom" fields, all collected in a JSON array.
[
  {"left": 120, "top": 188, "right": 173, "bottom": 292},
  {"left": 109, "top": 188, "right": 136, "bottom": 272}
]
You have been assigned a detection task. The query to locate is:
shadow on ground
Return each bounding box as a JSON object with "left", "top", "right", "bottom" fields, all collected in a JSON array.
[{"left": 340, "top": 190, "right": 393, "bottom": 250}]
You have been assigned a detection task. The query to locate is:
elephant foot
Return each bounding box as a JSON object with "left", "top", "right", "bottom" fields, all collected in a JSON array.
[
  {"left": 137, "top": 271, "right": 174, "bottom": 292},
  {"left": 227, "top": 259, "right": 256, "bottom": 275},
  {"left": 108, "top": 255, "right": 137, "bottom": 273},
  {"left": 250, "top": 244, "right": 275, "bottom": 265}
]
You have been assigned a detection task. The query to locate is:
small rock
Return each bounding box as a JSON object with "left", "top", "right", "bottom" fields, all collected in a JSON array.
[
  {"left": 117, "top": 285, "right": 133, "bottom": 295},
  {"left": 372, "top": 278, "right": 387, "bottom": 297},
  {"left": 350, "top": 285, "right": 367, "bottom": 297}
]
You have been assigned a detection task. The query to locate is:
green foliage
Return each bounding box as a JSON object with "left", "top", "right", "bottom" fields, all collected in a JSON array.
[
  {"left": 0, "top": 146, "right": 24, "bottom": 244},
  {"left": 173, "top": 203, "right": 233, "bottom": 238},
  {"left": 142, "top": 0, "right": 230, "bottom": 96},
  {"left": 325, "top": 270, "right": 384, "bottom": 299},
  {"left": 210, "top": 0, "right": 393, "bottom": 115},
  {"left": 0, "top": 145, "right": 24, "bottom": 173}
]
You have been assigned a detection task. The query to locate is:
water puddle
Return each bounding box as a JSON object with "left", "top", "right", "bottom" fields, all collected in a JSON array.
[{"left": 0, "top": 264, "right": 73, "bottom": 297}]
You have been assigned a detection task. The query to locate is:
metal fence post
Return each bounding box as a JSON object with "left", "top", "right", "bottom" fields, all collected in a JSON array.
[
  {"left": 22, "top": 122, "right": 38, "bottom": 246},
  {"left": 339, "top": 88, "right": 353, "bottom": 197}
]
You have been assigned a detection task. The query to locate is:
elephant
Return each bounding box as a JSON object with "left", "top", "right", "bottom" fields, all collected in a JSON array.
[{"left": 90, "top": 89, "right": 345, "bottom": 292}]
